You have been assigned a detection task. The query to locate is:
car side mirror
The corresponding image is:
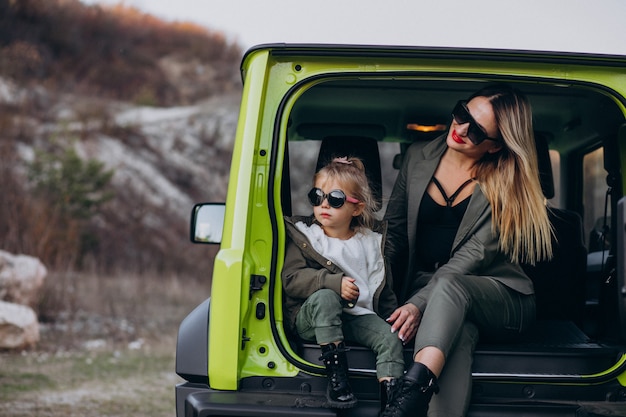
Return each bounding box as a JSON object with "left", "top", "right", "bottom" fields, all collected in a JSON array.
[{"left": 190, "top": 203, "right": 225, "bottom": 244}]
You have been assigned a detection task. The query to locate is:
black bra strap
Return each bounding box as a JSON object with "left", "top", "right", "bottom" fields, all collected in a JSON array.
[{"left": 431, "top": 177, "right": 475, "bottom": 207}]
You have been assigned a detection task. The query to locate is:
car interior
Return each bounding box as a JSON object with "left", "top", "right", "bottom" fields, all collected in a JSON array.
[{"left": 275, "top": 76, "right": 626, "bottom": 405}]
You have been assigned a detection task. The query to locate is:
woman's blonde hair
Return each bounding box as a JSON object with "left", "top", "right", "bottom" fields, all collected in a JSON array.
[
  {"left": 314, "top": 156, "right": 376, "bottom": 230},
  {"left": 472, "top": 84, "right": 553, "bottom": 264}
]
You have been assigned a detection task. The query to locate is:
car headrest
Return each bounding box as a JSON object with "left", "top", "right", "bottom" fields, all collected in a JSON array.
[{"left": 534, "top": 131, "right": 555, "bottom": 200}]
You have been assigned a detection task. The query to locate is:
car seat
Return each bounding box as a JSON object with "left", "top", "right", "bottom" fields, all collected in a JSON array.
[{"left": 522, "top": 132, "right": 587, "bottom": 327}]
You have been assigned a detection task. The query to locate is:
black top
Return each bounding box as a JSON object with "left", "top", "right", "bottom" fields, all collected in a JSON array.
[{"left": 415, "top": 177, "right": 473, "bottom": 271}]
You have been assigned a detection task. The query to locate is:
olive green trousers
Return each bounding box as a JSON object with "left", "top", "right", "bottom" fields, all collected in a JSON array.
[
  {"left": 414, "top": 274, "right": 535, "bottom": 417},
  {"left": 296, "top": 288, "right": 406, "bottom": 379}
]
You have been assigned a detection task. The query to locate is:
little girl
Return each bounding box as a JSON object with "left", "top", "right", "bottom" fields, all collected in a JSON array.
[{"left": 282, "top": 156, "right": 405, "bottom": 411}]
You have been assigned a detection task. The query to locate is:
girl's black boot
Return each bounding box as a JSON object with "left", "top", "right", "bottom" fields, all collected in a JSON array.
[
  {"left": 319, "top": 342, "right": 357, "bottom": 409},
  {"left": 380, "top": 362, "right": 438, "bottom": 417},
  {"left": 379, "top": 378, "right": 399, "bottom": 415}
]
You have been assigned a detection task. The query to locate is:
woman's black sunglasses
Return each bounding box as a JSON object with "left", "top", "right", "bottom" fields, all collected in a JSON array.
[
  {"left": 451, "top": 100, "right": 500, "bottom": 145},
  {"left": 308, "top": 188, "right": 359, "bottom": 209}
]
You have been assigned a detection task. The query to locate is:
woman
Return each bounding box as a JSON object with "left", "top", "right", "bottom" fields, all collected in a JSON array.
[{"left": 381, "top": 84, "right": 553, "bottom": 417}]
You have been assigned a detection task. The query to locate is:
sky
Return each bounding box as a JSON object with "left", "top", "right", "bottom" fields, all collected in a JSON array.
[{"left": 79, "top": 0, "right": 626, "bottom": 56}]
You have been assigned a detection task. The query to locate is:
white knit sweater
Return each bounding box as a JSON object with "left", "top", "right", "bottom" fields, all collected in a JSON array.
[{"left": 295, "top": 222, "right": 384, "bottom": 316}]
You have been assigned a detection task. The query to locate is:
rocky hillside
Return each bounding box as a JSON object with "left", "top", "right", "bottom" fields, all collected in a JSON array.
[
  {"left": 0, "top": 0, "right": 243, "bottom": 277},
  {"left": 0, "top": 0, "right": 242, "bottom": 105}
]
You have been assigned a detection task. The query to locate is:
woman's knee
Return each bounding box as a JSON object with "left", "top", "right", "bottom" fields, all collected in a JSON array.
[{"left": 430, "top": 274, "right": 469, "bottom": 303}]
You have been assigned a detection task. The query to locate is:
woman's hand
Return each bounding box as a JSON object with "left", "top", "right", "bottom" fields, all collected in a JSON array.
[
  {"left": 387, "top": 303, "right": 422, "bottom": 343},
  {"left": 341, "top": 277, "right": 359, "bottom": 303}
]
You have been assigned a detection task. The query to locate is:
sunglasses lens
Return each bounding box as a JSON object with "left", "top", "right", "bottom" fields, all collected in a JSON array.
[
  {"left": 328, "top": 190, "right": 347, "bottom": 208},
  {"left": 467, "top": 125, "right": 485, "bottom": 145},
  {"left": 452, "top": 101, "right": 471, "bottom": 124},
  {"left": 452, "top": 101, "right": 486, "bottom": 145},
  {"left": 308, "top": 188, "right": 324, "bottom": 206}
]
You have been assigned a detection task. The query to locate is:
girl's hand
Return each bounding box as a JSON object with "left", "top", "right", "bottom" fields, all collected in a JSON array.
[
  {"left": 341, "top": 277, "right": 359, "bottom": 304},
  {"left": 386, "top": 303, "right": 421, "bottom": 343}
]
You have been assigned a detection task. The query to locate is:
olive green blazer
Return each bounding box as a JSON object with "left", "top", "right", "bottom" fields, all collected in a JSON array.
[
  {"left": 384, "top": 135, "right": 533, "bottom": 313},
  {"left": 281, "top": 215, "right": 398, "bottom": 333}
]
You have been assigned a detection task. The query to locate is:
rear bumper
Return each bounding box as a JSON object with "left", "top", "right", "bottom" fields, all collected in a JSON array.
[
  {"left": 176, "top": 382, "right": 339, "bottom": 417},
  {"left": 176, "top": 382, "right": 626, "bottom": 417}
]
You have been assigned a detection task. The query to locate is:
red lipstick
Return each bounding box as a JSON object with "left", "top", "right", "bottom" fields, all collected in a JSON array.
[{"left": 451, "top": 130, "right": 465, "bottom": 144}]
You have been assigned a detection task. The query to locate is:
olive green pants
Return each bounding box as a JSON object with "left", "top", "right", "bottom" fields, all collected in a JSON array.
[
  {"left": 296, "top": 288, "right": 406, "bottom": 379},
  {"left": 413, "top": 274, "right": 535, "bottom": 417}
]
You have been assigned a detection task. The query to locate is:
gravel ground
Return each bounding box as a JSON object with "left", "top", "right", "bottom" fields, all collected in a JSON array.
[{"left": 0, "top": 273, "right": 208, "bottom": 417}]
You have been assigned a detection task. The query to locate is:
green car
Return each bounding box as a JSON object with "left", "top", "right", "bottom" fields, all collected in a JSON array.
[{"left": 176, "top": 44, "right": 626, "bottom": 416}]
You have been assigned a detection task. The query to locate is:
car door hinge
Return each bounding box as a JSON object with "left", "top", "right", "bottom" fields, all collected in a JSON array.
[
  {"left": 249, "top": 274, "right": 267, "bottom": 299},
  {"left": 241, "top": 328, "right": 251, "bottom": 350}
]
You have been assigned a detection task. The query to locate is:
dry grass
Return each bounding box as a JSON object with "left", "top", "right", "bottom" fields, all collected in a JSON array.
[{"left": 0, "top": 272, "right": 210, "bottom": 417}]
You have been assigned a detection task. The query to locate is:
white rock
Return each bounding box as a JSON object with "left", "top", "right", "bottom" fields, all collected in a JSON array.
[
  {"left": 0, "top": 300, "right": 39, "bottom": 349},
  {"left": 0, "top": 250, "right": 47, "bottom": 308}
]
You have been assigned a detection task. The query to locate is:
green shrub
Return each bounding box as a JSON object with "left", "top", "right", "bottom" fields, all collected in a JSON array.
[
  {"left": 28, "top": 147, "right": 114, "bottom": 220},
  {"left": 26, "top": 146, "right": 114, "bottom": 269}
]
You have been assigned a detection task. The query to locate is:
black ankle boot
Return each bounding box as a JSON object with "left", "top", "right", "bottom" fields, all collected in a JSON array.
[
  {"left": 319, "top": 342, "right": 357, "bottom": 409},
  {"left": 379, "top": 378, "right": 399, "bottom": 415},
  {"left": 380, "top": 362, "right": 438, "bottom": 417}
]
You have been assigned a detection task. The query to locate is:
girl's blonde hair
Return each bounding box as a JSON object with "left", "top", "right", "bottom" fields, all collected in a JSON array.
[
  {"left": 472, "top": 84, "right": 553, "bottom": 265},
  {"left": 314, "top": 156, "right": 376, "bottom": 230}
]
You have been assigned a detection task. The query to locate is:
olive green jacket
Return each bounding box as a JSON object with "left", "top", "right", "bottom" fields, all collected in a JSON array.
[
  {"left": 384, "top": 135, "right": 534, "bottom": 313},
  {"left": 282, "top": 215, "right": 398, "bottom": 333}
]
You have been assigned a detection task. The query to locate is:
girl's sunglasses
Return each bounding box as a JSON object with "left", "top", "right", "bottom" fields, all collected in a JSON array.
[
  {"left": 451, "top": 100, "right": 501, "bottom": 145},
  {"left": 308, "top": 188, "right": 359, "bottom": 209}
]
